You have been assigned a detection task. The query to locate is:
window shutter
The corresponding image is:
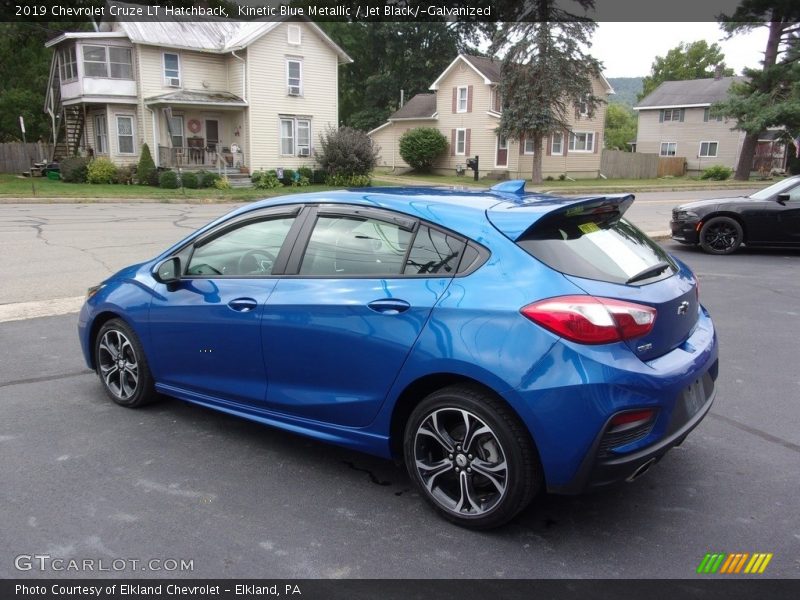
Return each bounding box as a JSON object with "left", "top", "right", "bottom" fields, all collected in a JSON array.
[
  {"left": 679, "top": 109, "right": 685, "bottom": 122},
  {"left": 451, "top": 129, "right": 455, "bottom": 156},
  {"left": 465, "top": 129, "right": 471, "bottom": 156},
  {"left": 452, "top": 88, "right": 457, "bottom": 113},
  {"left": 594, "top": 132, "right": 599, "bottom": 153},
  {"left": 467, "top": 85, "right": 473, "bottom": 112},
  {"left": 659, "top": 110, "right": 664, "bottom": 123},
  {"left": 519, "top": 135, "right": 525, "bottom": 155},
  {"left": 545, "top": 135, "right": 551, "bottom": 156}
]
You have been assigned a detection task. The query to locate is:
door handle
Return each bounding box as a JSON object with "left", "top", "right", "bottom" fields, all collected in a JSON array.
[
  {"left": 228, "top": 297, "right": 258, "bottom": 312},
  {"left": 367, "top": 299, "right": 411, "bottom": 315}
]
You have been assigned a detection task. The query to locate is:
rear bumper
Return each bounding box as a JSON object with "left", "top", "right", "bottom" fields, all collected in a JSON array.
[
  {"left": 670, "top": 220, "right": 700, "bottom": 244},
  {"left": 550, "top": 368, "right": 716, "bottom": 494}
]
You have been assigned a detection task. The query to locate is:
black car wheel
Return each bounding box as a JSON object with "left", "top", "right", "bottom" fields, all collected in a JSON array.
[
  {"left": 699, "top": 216, "right": 743, "bottom": 255},
  {"left": 95, "top": 319, "right": 158, "bottom": 408},
  {"left": 404, "top": 385, "right": 541, "bottom": 529}
]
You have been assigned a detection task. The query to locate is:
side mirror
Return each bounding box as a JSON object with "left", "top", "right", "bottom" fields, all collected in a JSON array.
[
  {"left": 776, "top": 193, "right": 789, "bottom": 205},
  {"left": 153, "top": 257, "right": 181, "bottom": 284}
]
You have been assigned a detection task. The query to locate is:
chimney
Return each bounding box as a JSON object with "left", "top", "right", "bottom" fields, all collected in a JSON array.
[{"left": 714, "top": 64, "right": 724, "bottom": 80}]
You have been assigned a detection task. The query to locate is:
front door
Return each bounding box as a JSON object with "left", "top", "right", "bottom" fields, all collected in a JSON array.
[
  {"left": 261, "top": 208, "right": 462, "bottom": 427},
  {"left": 496, "top": 136, "right": 508, "bottom": 167},
  {"left": 205, "top": 119, "right": 219, "bottom": 152}
]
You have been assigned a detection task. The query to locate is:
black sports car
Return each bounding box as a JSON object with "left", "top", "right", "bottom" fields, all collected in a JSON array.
[{"left": 670, "top": 176, "right": 800, "bottom": 254}]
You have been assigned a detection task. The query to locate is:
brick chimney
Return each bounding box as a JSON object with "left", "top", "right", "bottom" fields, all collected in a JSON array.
[{"left": 714, "top": 64, "right": 724, "bottom": 80}]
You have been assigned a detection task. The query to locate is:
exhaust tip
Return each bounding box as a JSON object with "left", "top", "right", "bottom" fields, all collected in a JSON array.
[{"left": 626, "top": 458, "right": 656, "bottom": 482}]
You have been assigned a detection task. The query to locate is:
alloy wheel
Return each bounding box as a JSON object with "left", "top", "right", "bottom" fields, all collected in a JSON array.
[{"left": 97, "top": 329, "right": 139, "bottom": 401}]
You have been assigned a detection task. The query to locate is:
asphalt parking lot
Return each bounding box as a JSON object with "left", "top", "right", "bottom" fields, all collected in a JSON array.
[{"left": 1, "top": 240, "right": 798, "bottom": 579}]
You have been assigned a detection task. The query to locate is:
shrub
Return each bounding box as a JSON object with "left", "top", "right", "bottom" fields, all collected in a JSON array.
[
  {"left": 201, "top": 171, "right": 220, "bottom": 188},
  {"left": 398, "top": 127, "right": 449, "bottom": 172},
  {"left": 148, "top": 168, "right": 161, "bottom": 187},
  {"left": 787, "top": 158, "right": 800, "bottom": 176},
  {"left": 311, "top": 169, "right": 327, "bottom": 184},
  {"left": 251, "top": 169, "right": 282, "bottom": 190},
  {"left": 159, "top": 170, "right": 179, "bottom": 189},
  {"left": 136, "top": 143, "right": 156, "bottom": 185},
  {"left": 700, "top": 165, "right": 733, "bottom": 181},
  {"left": 291, "top": 175, "right": 310, "bottom": 187},
  {"left": 280, "top": 168, "right": 296, "bottom": 186},
  {"left": 316, "top": 126, "right": 379, "bottom": 178},
  {"left": 214, "top": 176, "right": 232, "bottom": 190},
  {"left": 558, "top": 174, "right": 566, "bottom": 181},
  {"left": 86, "top": 157, "right": 118, "bottom": 184},
  {"left": 114, "top": 165, "right": 135, "bottom": 185},
  {"left": 325, "top": 173, "right": 372, "bottom": 187},
  {"left": 60, "top": 156, "right": 90, "bottom": 183},
  {"left": 181, "top": 172, "right": 199, "bottom": 189},
  {"left": 545, "top": 175, "right": 555, "bottom": 181},
  {"left": 298, "top": 166, "right": 313, "bottom": 181}
]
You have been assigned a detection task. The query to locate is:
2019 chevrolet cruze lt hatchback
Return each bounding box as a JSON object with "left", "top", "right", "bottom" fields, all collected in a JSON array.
[{"left": 79, "top": 181, "right": 718, "bottom": 529}]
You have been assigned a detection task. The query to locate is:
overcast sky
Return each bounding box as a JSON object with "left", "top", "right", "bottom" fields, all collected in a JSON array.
[{"left": 592, "top": 23, "right": 770, "bottom": 78}]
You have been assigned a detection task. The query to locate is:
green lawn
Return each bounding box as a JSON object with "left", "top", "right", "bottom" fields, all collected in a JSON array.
[{"left": 0, "top": 174, "right": 399, "bottom": 201}]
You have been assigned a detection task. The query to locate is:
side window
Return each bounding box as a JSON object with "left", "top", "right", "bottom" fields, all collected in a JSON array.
[
  {"left": 299, "top": 215, "right": 412, "bottom": 276},
  {"left": 187, "top": 216, "right": 295, "bottom": 276},
  {"left": 404, "top": 226, "right": 465, "bottom": 275}
]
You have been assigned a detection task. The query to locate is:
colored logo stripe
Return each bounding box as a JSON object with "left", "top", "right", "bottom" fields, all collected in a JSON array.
[{"left": 697, "top": 553, "right": 773, "bottom": 574}]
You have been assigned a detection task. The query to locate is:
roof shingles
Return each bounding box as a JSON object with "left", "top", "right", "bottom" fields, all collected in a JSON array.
[{"left": 635, "top": 76, "right": 745, "bottom": 109}]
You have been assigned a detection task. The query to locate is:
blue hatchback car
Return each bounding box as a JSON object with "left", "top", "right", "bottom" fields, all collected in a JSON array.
[{"left": 79, "top": 181, "right": 718, "bottom": 528}]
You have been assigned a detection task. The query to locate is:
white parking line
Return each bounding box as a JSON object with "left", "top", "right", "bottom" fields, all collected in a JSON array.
[{"left": 0, "top": 296, "right": 84, "bottom": 323}]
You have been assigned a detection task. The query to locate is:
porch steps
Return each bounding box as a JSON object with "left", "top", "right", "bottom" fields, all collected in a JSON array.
[{"left": 224, "top": 173, "right": 253, "bottom": 188}]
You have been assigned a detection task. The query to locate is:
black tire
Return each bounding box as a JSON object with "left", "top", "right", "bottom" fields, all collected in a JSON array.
[
  {"left": 403, "top": 384, "right": 542, "bottom": 529},
  {"left": 94, "top": 318, "right": 158, "bottom": 408},
  {"left": 699, "top": 216, "right": 743, "bottom": 255}
]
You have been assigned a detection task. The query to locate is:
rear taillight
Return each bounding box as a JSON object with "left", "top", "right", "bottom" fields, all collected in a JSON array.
[
  {"left": 521, "top": 295, "right": 656, "bottom": 344},
  {"left": 609, "top": 409, "right": 656, "bottom": 429}
]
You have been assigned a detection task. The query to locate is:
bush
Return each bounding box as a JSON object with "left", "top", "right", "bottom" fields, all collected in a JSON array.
[
  {"left": 292, "top": 175, "right": 310, "bottom": 187},
  {"left": 214, "top": 176, "right": 232, "bottom": 190},
  {"left": 398, "top": 127, "right": 449, "bottom": 172},
  {"left": 326, "top": 173, "right": 372, "bottom": 187},
  {"left": 200, "top": 171, "right": 220, "bottom": 188},
  {"left": 787, "top": 158, "right": 800, "bottom": 176},
  {"left": 316, "top": 126, "right": 379, "bottom": 178},
  {"left": 181, "top": 172, "right": 199, "bottom": 189},
  {"left": 311, "top": 169, "right": 327, "bottom": 184},
  {"left": 298, "top": 166, "right": 313, "bottom": 181},
  {"left": 700, "top": 165, "right": 733, "bottom": 181},
  {"left": 148, "top": 168, "right": 161, "bottom": 187},
  {"left": 60, "top": 156, "right": 90, "bottom": 183},
  {"left": 279, "top": 168, "right": 296, "bottom": 186},
  {"left": 114, "top": 165, "right": 135, "bottom": 185},
  {"left": 136, "top": 143, "right": 156, "bottom": 185},
  {"left": 86, "top": 158, "right": 118, "bottom": 184},
  {"left": 251, "top": 169, "right": 282, "bottom": 190},
  {"left": 159, "top": 170, "right": 179, "bottom": 189}
]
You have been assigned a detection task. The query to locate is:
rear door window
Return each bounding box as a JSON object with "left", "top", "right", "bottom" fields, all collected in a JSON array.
[{"left": 516, "top": 213, "right": 676, "bottom": 285}]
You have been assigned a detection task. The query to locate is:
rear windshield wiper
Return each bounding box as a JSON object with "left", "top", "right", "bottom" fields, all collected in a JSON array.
[{"left": 626, "top": 261, "right": 671, "bottom": 284}]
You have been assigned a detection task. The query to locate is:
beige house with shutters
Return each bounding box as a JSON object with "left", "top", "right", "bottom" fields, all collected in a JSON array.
[
  {"left": 369, "top": 54, "right": 613, "bottom": 179},
  {"left": 44, "top": 3, "right": 351, "bottom": 175}
]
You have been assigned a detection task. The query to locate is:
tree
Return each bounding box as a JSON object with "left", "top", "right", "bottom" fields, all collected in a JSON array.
[
  {"left": 399, "top": 127, "right": 449, "bottom": 172},
  {"left": 604, "top": 104, "right": 637, "bottom": 151},
  {"left": 715, "top": 1, "right": 800, "bottom": 180},
  {"left": 489, "top": 1, "right": 602, "bottom": 183},
  {"left": 639, "top": 41, "right": 734, "bottom": 100}
]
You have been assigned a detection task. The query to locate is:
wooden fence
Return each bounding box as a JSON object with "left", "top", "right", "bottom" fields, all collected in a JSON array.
[
  {"left": 600, "top": 149, "right": 687, "bottom": 179},
  {"left": 0, "top": 142, "right": 53, "bottom": 174}
]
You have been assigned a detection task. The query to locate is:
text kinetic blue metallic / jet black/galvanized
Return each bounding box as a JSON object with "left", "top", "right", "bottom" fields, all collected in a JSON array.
[{"left": 78, "top": 181, "right": 718, "bottom": 528}]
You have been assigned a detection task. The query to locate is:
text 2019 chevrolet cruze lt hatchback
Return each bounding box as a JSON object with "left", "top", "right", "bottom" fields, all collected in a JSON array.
[{"left": 79, "top": 181, "right": 718, "bottom": 528}]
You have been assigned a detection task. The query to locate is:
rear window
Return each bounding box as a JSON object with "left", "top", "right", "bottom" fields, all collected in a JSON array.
[{"left": 516, "top": 212, "right": 676, "bottom": 285}]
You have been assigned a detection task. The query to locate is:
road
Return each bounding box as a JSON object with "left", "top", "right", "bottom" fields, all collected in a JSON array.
[
  {"left": 0, "top": 188, "right": 756, "bottom": 306},
  {"left": 0, "top": 226, "right": 798, "bottom": 577}
]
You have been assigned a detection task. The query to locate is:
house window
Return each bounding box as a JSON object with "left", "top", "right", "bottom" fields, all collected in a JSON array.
[
  {"left": 699, "top": 141, "right": 718, "bottom": 157},
  {"left": 703, "top": 108, "right": 723, "bottom": 122},
  {"left": 163, "top": 53, "right": 181, "bottom": 86},
  {"left": 577, "top": 94, "right": 590, "bottom": 116},
  {"left": 491, "top": 88, "right": 502, "bottom": 112},
  {"left": 116, "top": 115, "right": 135, "bottom": 154},
  {"left": 288, "top": 24, "right": 302, "bottom": 45},
  {"left": 524, "top": 138, "right": 535, "bottom": 154},
  {"left": 94, "top": 114, "right": 107, "bottom": 154},
  {"left": 569, "top": 131, "right": 594, "bottom": 152},
  {"left": 59, "top": 46, "right": 78, "bottom": 81},
  {"left": 286, "top": 59, "right": 302, "bottom": 96},
  {"left": 455, "top": 128, "right": 466, "bottom": 155},
  {"left": 82, "top": 45, "right": 132, "bottom": 79},
  {"left": 551, "top": 132, "right": 564, "bottom": 155},
  {"left": 280, "top": 117, "right": 311, "bottom": 156},
  {"left": 660, "top": 142, "right": 677, "bottom": 157},
  {"left": 662, "top": 108, "right": 683, "bottom": 122},
  {"left": 168, "top": 115, "right": 184, "bottom": 148},
  {"left": 457, "top": 86, "right": 468, "bottom": 113}
]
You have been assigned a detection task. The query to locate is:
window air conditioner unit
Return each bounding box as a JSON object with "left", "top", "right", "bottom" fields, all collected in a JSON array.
[
  {"left": 298, "top": 147, "right": 310, "bottom": 157},
  {"left": 288, "top": 85, "right": 301, "bottom": 96},
  {"left": 167, "top": 78, "right": 181, "bottom": 88}
]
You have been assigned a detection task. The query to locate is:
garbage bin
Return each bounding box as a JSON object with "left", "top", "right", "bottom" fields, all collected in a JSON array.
[{"left": 46, "top": 170, "right": 60, "bottom": 181}]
